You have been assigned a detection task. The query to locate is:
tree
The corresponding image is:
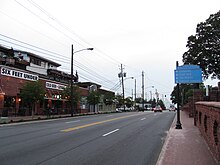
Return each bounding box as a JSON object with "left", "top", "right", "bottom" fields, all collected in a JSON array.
[
  {"left": 170, "top": 83, "right": 205, "bottom": 105},
  {"left": 147, "top": 98, "right": 157, "bottom": 108},
  {"left": 20, "top": 81, "right": 45, "bottom": 116},
  {"left": 158, "top": 100, "right": 166, "bottom": 110},
  {"left": 115, "top": 94, "right": 123, "bottom": 107},
  {"left": 124, "top": 97, "right": 133, "bottom": 108},
  {"left": 182, "top": 10, "right": 220, "bottom": 79},
  {"left": 135, "top": 97, "right": 142, "bottom": 104},
  {"left": 103, "top": 93, "right": 114, "bottom": 105},
  {"left": 61, "top": 85, "right": 80, "bottom": 113},
  {"left": 87, "top": 91, "right": 101, "bottom": 112}
]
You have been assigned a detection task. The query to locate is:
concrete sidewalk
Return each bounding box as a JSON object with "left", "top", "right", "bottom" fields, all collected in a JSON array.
[
  {"left": 0, "top": 114, "right": 69, "bottom": 125},
  {"left": 157, "top": 111, "right": 218, "bottom": 165}
]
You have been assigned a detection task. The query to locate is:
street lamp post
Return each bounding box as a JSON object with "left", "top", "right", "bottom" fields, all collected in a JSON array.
[
  {"left": 175, "top": 61, "right": 182, "bottom": 129},
  {"left": 71, "top": 44, "right": 93, "bottom": 117}
]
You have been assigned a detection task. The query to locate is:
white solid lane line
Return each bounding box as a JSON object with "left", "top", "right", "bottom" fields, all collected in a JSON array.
[
  {"left": 102, "top": 129, "right": 119, "bottom": 137},
  {"left": 141, "top": 118, "right": 146, "bottom": 120},
  {"left": 65, "top": 120, "right": 80, "bottom": 124}
]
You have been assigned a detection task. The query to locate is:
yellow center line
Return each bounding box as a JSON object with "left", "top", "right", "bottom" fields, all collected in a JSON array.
[{"left": 61, "top": 113, "right": 139, "bottom": 132}]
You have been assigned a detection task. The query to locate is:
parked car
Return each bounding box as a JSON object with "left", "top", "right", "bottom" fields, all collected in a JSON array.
[
  {"left": 116, "top": 106, "right": 134, "bottom": 112},
  {"left": 116, "top": 108, "right": 122, "bottom": 113},
  {"left": 153, "top": 105, "right": 162, "bottom": 112},
  {"left": 169, "top": 107, "right": 176, "bottom": 112}
]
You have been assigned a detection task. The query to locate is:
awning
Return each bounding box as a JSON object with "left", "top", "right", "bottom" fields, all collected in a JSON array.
[{"left": 45, "top": 89, "right": 63, "bottom": 100}]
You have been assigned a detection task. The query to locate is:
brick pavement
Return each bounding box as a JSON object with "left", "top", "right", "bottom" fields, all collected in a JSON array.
[{"left": 157, "top": 110, "right": 218, "bottom": 165}]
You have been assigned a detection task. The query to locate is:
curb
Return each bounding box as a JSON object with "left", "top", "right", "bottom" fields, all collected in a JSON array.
[
  {"left": 0, "top": 111, "right": 120, "bottom": 125},
  {"left": 156, "top": 113, "right": 176, "bottom": 165}
]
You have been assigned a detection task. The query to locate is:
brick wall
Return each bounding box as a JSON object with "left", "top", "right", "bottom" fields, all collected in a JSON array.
[
  {"left": 182, "top": 89, "right": 220, "bottom": 117},
  {"left": 181, "top": 90, "right": 205, "bottom": 117},
  {"left": 195, "top": 102, "right": 220, "bottom": 161}
]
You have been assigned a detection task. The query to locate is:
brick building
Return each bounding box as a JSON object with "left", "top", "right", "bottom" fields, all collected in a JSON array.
[{"left": 0, "top": 45, "right": 115, "bottom": 116}]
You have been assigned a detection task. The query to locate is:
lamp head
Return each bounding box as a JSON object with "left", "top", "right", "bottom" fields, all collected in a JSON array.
[{"left": 87, "top": 48, "right": 94, "bottom": 51}]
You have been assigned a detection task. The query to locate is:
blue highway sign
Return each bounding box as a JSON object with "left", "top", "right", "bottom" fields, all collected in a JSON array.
[{"left": 175, "top": 65, "right": 202, "bottom": 84}]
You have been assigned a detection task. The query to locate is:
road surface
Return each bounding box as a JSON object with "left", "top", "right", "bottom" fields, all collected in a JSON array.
[{"left": 0, "top": 111, "right": 175, "bottom": 165}]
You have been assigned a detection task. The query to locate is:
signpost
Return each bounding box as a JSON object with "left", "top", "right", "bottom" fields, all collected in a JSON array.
[{"left": 174, "top": 62, "right": 202, "bottom": 129}]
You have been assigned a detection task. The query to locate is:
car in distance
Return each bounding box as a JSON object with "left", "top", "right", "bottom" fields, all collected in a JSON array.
[
  {"left": 153, "top": 105, "right": 162, "bottom": 112},
  {"left": 169, "top": 107, "right": 176, "bottom": 112},
  {"left": 169, "top": 105, "right": 176, "bottom": 112}
]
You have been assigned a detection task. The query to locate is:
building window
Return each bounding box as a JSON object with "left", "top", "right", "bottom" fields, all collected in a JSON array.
[
  {"left": 80, "top": 97, "right": 88, "bottom": 109},
  {"left": 30, "top": 57, "right": 41, "bottom": 66},
  {"left": 41, "top": 61, "right": 46, "bottom": 68}
]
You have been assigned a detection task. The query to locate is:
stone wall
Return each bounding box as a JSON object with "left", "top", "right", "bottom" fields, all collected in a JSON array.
[{"left": 195, "top": 102, "right": 220, "bottom": 161}]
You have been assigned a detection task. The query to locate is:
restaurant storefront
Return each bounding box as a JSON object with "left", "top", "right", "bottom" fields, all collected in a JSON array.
[{"left": 0, "top": 65, "right": 89, "bottom": 116}]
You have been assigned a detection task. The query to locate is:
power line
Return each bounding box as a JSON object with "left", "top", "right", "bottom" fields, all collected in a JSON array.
[
  {"left": 0, "top": 10, "right": 68, "bottom": 48},
  {"left": 10, "top": 0, "right": 123, "bottom": 89},
  {"left": 6, "top": 1, "right": 171, "bottom": 94},
  {"left": 14, "top": 0, "right": 86, "bottom": 48},
  {"left": 0, "top": 34, "right": 116, "bottom": 86},
  {"left": 25, "top": 0, "right": 122, "bottom": 65}
]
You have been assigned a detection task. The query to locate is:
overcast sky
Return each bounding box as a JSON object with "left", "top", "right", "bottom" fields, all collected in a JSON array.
[{"left": 0, "top": 0, "right": 220, "bottom": 102}]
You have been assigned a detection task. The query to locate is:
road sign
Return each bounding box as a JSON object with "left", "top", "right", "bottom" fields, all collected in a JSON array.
[{"left": 175, "top": 65, "right": 202, "bottom": 84}]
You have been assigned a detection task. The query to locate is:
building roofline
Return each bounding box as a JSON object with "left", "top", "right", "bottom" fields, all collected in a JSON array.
[
  {"left": 0, "top": 44, "right": 61, "bottom": 67},
  {"left": 13, "top": 49, "right": 61, "bottom": 67}
]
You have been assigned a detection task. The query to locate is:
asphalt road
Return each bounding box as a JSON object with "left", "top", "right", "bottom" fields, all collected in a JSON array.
[{"left": 0, "top": 111, "right": 175, "bottom": 165}]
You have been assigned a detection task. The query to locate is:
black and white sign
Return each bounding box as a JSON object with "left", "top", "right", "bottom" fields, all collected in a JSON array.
[
  {"left": 46, "top": 82, "right": 66, "bottom": 90},
  {"left": 1, "top": 67, "right": 39, "bottom": 81}
]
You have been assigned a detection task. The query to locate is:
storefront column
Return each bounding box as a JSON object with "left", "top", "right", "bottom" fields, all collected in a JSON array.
[
  {"left": 62, "top": 100, "right": 65, "bottom": 114},
  {"left": 15, "top": 96, "right": 21, "bottom": 116},
  {"left": 0, "top": 94, "right": 4, "bottom": 116}
]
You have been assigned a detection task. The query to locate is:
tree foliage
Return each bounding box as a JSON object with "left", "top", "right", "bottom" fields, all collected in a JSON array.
[
  {"left": 135, "top": 97, "right": 142, "bottom": 104},
  {"left": 20, "top": 81, "right": 45, "bottom": 105},
  {"left": 147, "top": 98, "right": 157, "bottom": 108},
  {"left": 61, "top": 85, "right": 80, "bottom": 106},
  {"left": 87, "top": 91, "right": 101, "bottom": 106},
  {"left": 20, "top": 81, "right": 45, "bottom": 114},
  {"left": 158, "top": 100, "right": 166, "bottom": 110},
  {"left": 124, "top": 97, "right": 133, "bottom": 108},
  {"left": 182, "top": 10, "right": 220, "bottom": 79},
  {"left": 170, "top": 84, "right": 205, "bottom": 105},
  {"left": 103, "top": 93, "right": 114, "bottom": 105},
  {"left": 115, "top": 94, "right": 123, "bottom": 107}
]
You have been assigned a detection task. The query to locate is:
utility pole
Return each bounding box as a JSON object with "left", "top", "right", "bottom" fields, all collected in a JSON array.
[
  {"left": 135, "top": 79, "right": 136, "bottom": 110},
  {"left": 142, "top": 71, "right": 144, "bottom": 110},
  {"left": 70, "top": 45, "right": 74, "bottom": 117},
  {"left": 132, "top": 89, "right": 133, "bottom": 100},
  {"left": 118, "top": 64, "right": 126, "bottom": 111},
  {"left": 150, "top": 91, "right": 152, "bottom": 100},
  {"left": 155, "top": 89, "right": 159, "bottom": 104}
]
